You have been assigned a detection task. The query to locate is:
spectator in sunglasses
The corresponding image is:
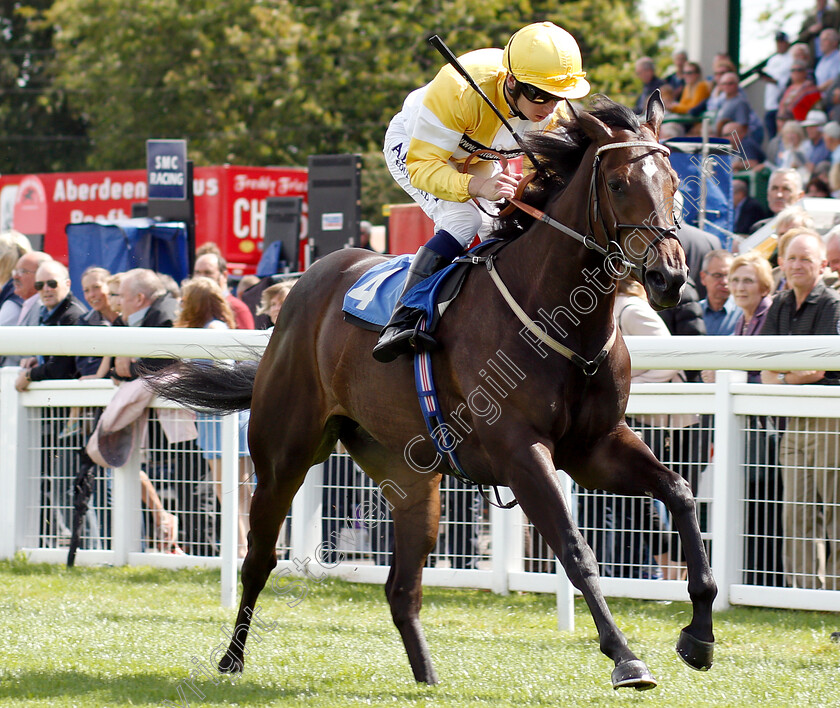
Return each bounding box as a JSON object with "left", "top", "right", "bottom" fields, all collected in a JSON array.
[
  {"left": 15, "top": 260, "right": 86, "bottom": 392},
  {"left": 666, "top": 61, "right": 711, "bottom": 115}
]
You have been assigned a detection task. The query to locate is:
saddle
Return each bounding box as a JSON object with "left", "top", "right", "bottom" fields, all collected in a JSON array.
[{"left": 342, "top": 239, "right": 508, "bottom": 334}]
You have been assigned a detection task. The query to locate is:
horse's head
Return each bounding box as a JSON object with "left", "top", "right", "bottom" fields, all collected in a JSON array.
[{"left": 576, "top": 91, "right": 686, "bottom": 309}]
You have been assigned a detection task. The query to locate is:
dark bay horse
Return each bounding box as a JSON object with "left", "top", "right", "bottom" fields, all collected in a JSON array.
[{"left": 149, "top": 92, "right": 716, "bottom": 691}]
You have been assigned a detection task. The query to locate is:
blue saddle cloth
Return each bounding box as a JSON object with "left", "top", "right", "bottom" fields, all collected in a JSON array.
[{"left": 342, "top": 254, "right": 459, "bottom": 331}]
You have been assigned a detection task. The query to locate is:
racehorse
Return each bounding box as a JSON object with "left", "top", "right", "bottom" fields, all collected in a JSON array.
[{"left": 147, "top": 91, "right": 716, "bottom": 691}]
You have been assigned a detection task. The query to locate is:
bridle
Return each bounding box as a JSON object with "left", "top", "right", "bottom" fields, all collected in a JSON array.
[
  {"left": 503, "top": 138, "right": 679, "bottom": 281},
  {"left": 460, "top": 136, "right": 681, "bottom": 377},
  {"left": 587, "top": 140, "right": 680, "bottom": 279}
]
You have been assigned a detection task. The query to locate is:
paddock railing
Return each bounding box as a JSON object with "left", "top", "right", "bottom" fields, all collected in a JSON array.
[{"left": 1, "top": 329, "right": 839, "bottom": 617}]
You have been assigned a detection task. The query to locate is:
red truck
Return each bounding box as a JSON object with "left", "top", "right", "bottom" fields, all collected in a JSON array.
[{"left": 0, "top": 165, "right": 308, "bottom": 274}]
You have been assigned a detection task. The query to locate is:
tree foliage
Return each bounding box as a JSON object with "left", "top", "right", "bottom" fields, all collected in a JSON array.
[
  {"left": 0, "top": 0, "right": 88, "bottom": 173},
  {"left": 31, "top": 0, "right": 672, "bottom": 219}
]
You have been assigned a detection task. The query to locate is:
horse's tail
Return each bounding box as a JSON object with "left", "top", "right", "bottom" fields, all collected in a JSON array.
[{"left": 142, "top": 359, "right": 258, "bottom": 413}]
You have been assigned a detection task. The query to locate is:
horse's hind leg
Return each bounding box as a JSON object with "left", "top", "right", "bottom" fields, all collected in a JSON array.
[
  {"left": 383, "top": 475, "right": 442, "bottom": 684},
  {"left": 583, "top": 423, "right": 716, "bottom": 671},
  {"left": 508, "top": 442, "right": 657, "bottom": 691},
  {"left": 217, "top": 465, "right": 306, "bottom": 673}
]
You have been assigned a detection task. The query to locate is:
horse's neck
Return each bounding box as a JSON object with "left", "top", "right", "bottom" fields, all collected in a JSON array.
[{"left": 503, "top": 188, "right": 618, "bottom": 341}]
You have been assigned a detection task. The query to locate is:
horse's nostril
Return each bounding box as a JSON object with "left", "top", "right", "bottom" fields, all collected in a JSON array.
[{"left": 645, "top": 270, "right": 666, "bottom": 292}]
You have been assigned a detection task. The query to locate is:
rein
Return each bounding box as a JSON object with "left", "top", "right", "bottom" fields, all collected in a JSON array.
[{"left": 485, "top": 256, "right": 617, "bottom": 377}]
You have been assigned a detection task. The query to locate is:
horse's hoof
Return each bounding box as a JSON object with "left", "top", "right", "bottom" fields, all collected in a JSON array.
[
  {"left": 611, "top": 659, "right": 657, "bottom": 691},
  {"left": 218, "top": 652, "right": 244, "bottom": 674},
  {"left": 676, "top": 629, "right": 714, "bottom": 671},
  {"left": 831, "top": 631, "right": 840, "bottom": 643}
]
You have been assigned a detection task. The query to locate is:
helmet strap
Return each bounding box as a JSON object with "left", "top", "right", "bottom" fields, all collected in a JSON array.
[{"left": 504, "top": 76, "right": 527, "bottom": 120}]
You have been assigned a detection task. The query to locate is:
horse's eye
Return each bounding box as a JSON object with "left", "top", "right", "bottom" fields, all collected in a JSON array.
[{"left": 607, "top": 179, "right": 622, "bottom": 193}]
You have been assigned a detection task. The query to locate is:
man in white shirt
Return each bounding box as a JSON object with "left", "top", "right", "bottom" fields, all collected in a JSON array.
[
  {"left": 815, "top": 29, "right": 840, "bottom": 94},
  {"left": 762, "top": 32, "right": 793, "bottom": 140}
]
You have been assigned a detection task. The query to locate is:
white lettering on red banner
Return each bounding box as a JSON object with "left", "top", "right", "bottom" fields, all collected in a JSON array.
[{"left": 53, "top": 177, "right": 148, "bottom": 203}]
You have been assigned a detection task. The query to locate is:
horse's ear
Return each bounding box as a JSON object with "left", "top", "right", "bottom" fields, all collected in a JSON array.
[
  {"left": 577, "top": 110, "right": 614, "bottom": 143},
  {"left": 643, "top": 89, "right": 665, "bottom": 138}
]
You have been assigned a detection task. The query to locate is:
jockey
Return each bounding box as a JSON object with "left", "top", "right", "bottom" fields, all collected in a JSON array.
[{"left": 373, "top": 21, "right": 591, "bottom": 363}]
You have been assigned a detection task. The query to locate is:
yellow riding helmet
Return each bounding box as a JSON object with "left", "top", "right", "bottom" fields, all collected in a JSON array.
[{"left": 503, "top": 22, "right": 590, "bottom": 100}]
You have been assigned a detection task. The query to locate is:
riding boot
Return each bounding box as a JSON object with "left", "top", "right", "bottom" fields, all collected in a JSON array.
[{"left": 372, "top": 246, "right": 451, "bottom": 362}]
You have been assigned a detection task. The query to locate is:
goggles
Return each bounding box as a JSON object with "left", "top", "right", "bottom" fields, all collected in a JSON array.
[
  {"left": 34, "top": 279, "right": 59, "bottom": 291},
  {"left": 517, "top": 81, "right": 560, "bottom": 104}
]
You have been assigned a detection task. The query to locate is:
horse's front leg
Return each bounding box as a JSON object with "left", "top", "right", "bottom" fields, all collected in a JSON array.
[
  {"left": 507, "top": 441, "right": 657, "bottom": 691},
  {"left": 581, "top": 423, "right": 716, "bottom": 670}
]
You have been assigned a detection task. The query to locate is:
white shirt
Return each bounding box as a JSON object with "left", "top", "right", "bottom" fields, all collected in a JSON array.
[
  {"left": 0, "top": 298, "right": 21, "bottom": 326},
  {"left": 764, "top": 52, "right": 793, "bottom": 110},
  {"left": 127, "top": 306, "right": 150, "bottom": 326},
  {"left": 815, "top": 49, "right": 840, "bottom": 88}
]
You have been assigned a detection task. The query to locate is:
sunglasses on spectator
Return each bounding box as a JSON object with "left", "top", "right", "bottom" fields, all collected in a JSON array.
[
  {"left": 518, "top": 82, "right": 559, "bottom": 104},
  {"left": 34, "top": 279, "right": 60, "bottom": 290}
]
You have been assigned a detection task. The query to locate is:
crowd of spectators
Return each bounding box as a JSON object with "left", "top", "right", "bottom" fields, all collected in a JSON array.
[
  {"left": 638, "top": 1, "right": 840, "bottom": 234},
  {"left": 611, "top": 7, "right": 840, "bottom": 586},
  {"left": 0, "top": 232, "right": 294, "bottom": 557}
]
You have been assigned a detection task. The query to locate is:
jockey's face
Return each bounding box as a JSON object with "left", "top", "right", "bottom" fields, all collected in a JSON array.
[{"left": 505, "top": 75, "right": 559, "bottom": 123}]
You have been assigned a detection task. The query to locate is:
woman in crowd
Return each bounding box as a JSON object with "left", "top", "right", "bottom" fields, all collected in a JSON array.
[
  {"left": 701, "top": 252, "right": 782, "bottom": 586},
  {"left": 256, "top": 281, "right": 294, "bottom": 327},
  {"left": 77, "top": 267, "right": 121, "bottom": 379},
  {"left": 777, "top": 61, "right": 818, "bottom": 122},
  {"left": 0, "top": 230, "right": 32, "bottom": 325},
  {"left": 175, "top": 277, "right": 251, "bottom": 556},
  {"left": 611, "top": 276, "right": 689, "bottom": 580},
  {"left": 702, "top": 252, "right": 774, "bottom": 378},
  {"left": 666, "top": 61, "right": 711, "bottom": 115}
]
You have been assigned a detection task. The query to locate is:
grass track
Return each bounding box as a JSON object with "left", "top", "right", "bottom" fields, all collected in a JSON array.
[{"left": 1, "top": 558, "right": 838, "bottom": 706}]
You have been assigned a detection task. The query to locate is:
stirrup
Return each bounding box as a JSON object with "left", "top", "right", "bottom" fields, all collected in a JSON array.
[
  {"left": 373, "top": 317, "right": 436, "bottom": 363},
  {"left": 408, "top": 319, "right": 438, "bottom": 352}
]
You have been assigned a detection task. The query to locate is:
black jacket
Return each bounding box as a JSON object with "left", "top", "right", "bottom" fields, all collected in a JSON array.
[
  {"left": 658, "top": 279, "right": 707, "bottom": 382},
  {"left": 126, "top": 293, "right": 179, "bottom": 379},
  {"left": 29, "top": 293, "right": 87, "bottom": 382},
  {"left": 734, "top": 197, "right": 770, "bottom": 236},
  {"left": 761, "top": 281, "right": 840, "bottom": 384},
  {"left": 677, "top": 224, "right": 721, "bottom": 300}
]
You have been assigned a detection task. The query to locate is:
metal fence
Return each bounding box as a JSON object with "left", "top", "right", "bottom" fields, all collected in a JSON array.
[{"left": 1, "top": 330, "right": 839, "bottom": 618}]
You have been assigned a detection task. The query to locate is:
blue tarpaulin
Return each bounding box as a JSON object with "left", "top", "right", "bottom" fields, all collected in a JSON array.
[
  {"left": 666, "top": 137, "right": 740, "bottom": 250},
  {"left": 66, "top": 219, "right": 190, "bottom": 300}
]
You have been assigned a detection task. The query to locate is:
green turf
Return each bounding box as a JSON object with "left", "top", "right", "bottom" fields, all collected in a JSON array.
[{"left": 1, "top": 555, "right": 838, "bottom": 706}]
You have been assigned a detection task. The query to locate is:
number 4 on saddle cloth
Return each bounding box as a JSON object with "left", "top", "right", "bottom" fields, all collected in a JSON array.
[{"left": 342, "top": 239, "right": 504, "bottom": 333}]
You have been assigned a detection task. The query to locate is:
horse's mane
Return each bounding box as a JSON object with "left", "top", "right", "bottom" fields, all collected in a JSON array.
[{"left": 491, "top": 95, "right": 643, "bottom": 240}]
